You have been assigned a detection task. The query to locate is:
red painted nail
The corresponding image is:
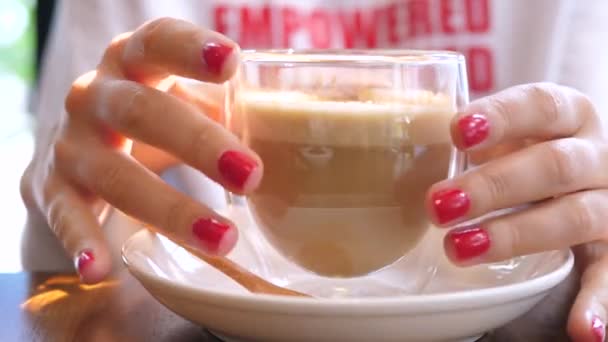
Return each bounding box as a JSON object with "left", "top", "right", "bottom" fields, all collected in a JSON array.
[
  {"left": 192, "top": 218, "right": 231, "bottom": 254},
  {"left": 202, "top": 42, "right": 233, "bottom": 75},
  {"left": 431, "top": 188, "right": 470, "bottom": 224},
  {"left": 75, "top": 249, "right": 94, "bottom": 274},
  {"left": 218, "top": 150, "right": 258, "bottom": 190},
  {"left": 592, "top": 315, "right": 605, "bottom": 342},
  {"left": 458, "top": 113, "right": 490, "bottom": 148},
  {"left": 447, "top": 227, "right": 491, "bottom": 261}
]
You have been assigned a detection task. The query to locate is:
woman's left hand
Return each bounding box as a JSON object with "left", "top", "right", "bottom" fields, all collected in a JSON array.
[{"left": 426, "top": 82, "right": 608, "bottom": 342}]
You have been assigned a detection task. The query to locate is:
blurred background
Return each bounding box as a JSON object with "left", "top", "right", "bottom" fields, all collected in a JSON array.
[{"left": 0, "top": 0, "right": 37, "bottom": 272}]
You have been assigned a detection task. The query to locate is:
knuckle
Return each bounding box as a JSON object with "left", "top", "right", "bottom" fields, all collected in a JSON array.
[
  {"left": 119, "top": 17, "right": 180, "bottom": 70},
  {"left": 52, "top": 138, "right": 73, "bottom": 166},
  {"left": 106, "top": 82, "right": 148, "bottom": 132},
  {"left": 486, "top": 96, "right": 513, "bottom": 123},
  {"left": 65, "top": 85, "right": 82, "bottom": 116},
  {"left": 95, "top": 162, "right": 128, "bottom": 201},
  {"left": 102, "top": 32, "right": 133, "bottom": 66},
  {"left": 545, "top": 140, "right": 583, "bottom": 188},
  {"left": 574, "top": 90, "right": 597, "bottom": 116},
  {"left": 524, "top": 83, "right": 563, "bottom": 125},
  {"left": 46, "top": 196, "right": 81, "bottom": 254},
  {"left": 569, "top": 87, "right": 601, "bottom": 128},
  {"left": 561, "top": 85, "right": 596, "bottom": 113},
  {"left": 567, "top": 194, "right": 597, "bottom": 240},
  {"left": 47, "top": 196, "right": 70, "bottom": 242},
  {"left": 65, "top": 72, "right": 97, "bottom": 117},
  {"left": 484, "top": 96, "right": 513, "bottom": 139},
  {"left": 19, "top": 164, "right": 36, "bottom": 209},
  {"left": 140, "top": 17, "right": 176, "bottom": 52},
  {"left": 145, "top": 17, "right": 177, "bottom": 31},
  {"left": 477, "top": 169, "right": 510, "bottom": 205},
  {"left": 108, "top": 32, "right": 132, "bottom": 52}
]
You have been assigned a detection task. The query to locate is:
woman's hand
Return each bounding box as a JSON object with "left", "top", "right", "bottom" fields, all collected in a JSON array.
[
  {"left": 427, "top": 82, "right": 607, "bottom": 341},
  {"left": 20, "top": 18, "right": 262, "bottom": 284}
]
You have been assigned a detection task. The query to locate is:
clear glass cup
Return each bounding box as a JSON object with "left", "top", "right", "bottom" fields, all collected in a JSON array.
[{"left": 224, "top": 50, "right": 469, "bottom": 296}]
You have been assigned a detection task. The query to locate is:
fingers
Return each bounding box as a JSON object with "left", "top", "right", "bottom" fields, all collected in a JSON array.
[
  {"left": 451, "top": 83, "right": 600, "bottom": 151},
  {"left": 101, "top": 17, "right": 239, "bottom": 84},
  {"left": 63, "top": 18, "right": 260, "bottom": 194},
  {"left": 130, "top": 141, "right": 179, "bottom": 174},
  {"left": 442, "top": 190, "right": 608, "bottom": 265},
  {"left": 568, "top": 247, "right": 608, "bottom": 341},
  {"left": 167, "top": 80, "right": 225, "bottom": 123},
  {"left": 83, "top": 79, "right": 262, "bottom": 193},
  {"left": 42, "top": 177, "right": 112, "bottom": 284},
  {"left": 56, "top": 141, "right": 238, "bottom": 256},
  {"left": 38, "top": 17, "right": 243, "bottom": 284},
  {"left": 431, "top": 83, "right": 604, "bottom": 226},
  {"left": 427, "top": 138, "right": 607, "bottom": 226}
]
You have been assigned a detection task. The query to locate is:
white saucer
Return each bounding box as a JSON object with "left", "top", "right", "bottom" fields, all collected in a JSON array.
[{"left": 121, "top": 205, "right": 574, "bottom": 342}]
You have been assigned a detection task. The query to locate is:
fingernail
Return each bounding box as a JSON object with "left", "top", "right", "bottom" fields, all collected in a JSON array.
[
  {"left": 458, "top": 113, "right": 490, "bottom": 148},
  {"left": 192, "top": 218, "right": 231, "bottom": 254},
  {"left": 431, "top": 188, "right": 470, "bottom": 224},
  {"left": 447, "top": 227, "right": 491, "bottom": 261},
  {"left": 218, "top": 150, "right": 258, "bottom": 190},
  {"left": 202, "top": 42, "right": 233, "bottom": 75},
  {"left": 592, "top": 314, "right": 605, "bottom": 342},
  {"left": 75, "top": 249, "right": 94, "bottom": 274}
]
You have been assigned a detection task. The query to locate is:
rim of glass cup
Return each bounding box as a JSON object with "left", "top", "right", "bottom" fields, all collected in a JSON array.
[{"left": 240, "top": 49, "right": 464, "bottom": 65}]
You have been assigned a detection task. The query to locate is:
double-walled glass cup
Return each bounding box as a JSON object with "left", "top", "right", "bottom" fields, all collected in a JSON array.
[{"left": 225, "top": 50, "right": 468, "bottom": 294}]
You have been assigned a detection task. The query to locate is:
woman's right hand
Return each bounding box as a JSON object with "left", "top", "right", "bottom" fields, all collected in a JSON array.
[{"left": 20, "top": 18, "right": 263, "bottom": 284}]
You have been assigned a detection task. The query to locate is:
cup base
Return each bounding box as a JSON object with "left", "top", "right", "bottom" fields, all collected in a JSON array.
[
  {"left": 208, "top": 329, "right": 485, "bottom": 342},
  {"left": 281, "top": 277, "right": 414, "bottom": 298},
  {"left": 220, "top": 205, "right": 439, "bottom": 298}
]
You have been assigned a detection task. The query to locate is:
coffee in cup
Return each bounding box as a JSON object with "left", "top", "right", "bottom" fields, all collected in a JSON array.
[{"left": 234, "top": 88, "right": 453, "bottom": 277}]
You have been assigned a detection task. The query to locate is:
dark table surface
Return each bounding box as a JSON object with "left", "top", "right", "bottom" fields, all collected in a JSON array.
[{"left": 0, "top": 270, "right": 578, "bottom": 342}]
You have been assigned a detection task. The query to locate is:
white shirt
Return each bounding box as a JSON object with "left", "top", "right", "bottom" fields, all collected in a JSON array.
[{"left": 26, "top": 0, "right": 608, "bottom": 270}]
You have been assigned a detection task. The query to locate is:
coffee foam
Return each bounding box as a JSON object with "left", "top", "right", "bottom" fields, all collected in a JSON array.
[{"left": 237, "top": 90, "right": 455, "bottom": 146}]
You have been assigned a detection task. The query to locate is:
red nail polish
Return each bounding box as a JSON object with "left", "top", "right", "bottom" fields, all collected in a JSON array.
[
  {"left": 447, "top": 227, "right": 491, "bottom": 261},
  {"left": 592, "top": 315, "right": 605, "bottom": 342},
  {"left": 202, "top": 42, "right": 233, "bottom": 75},
  {"left": 218, "top": 150, "right": 258, "bottom": 190},
  {"left": 192, "top": 218, "right": 231, "bottom": 254},
  {"left": 75, "top": 249, "right": 94, "bottom": 274},
  {"left": 431, "top": 188, "right": 470, "bottom": 224},
  {"left": 458, "top": 113, "right": 490, "bottom": 148}
]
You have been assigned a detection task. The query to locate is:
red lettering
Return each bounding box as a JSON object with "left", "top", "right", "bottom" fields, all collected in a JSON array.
[
  {"left": 407, "top": 0, "right": 432, "bottom": 37},
  {"left": 239, "top": 6, "right": 272, "bottom": 48},
  {"left": 439, "top": 0, "right": 456, "bottom": 34},
  {"left": 465, "top": 0, "right": 490, "bottom": 33},
  {"left": 213, "top": 6, "right": 229, "bottom": 35},
  {"left": 467, "top": 46, "right": 493, "bottom": 92},
  {"left": 387, "top": 3, "right": 400, "bottom": 45},
  {"left": 338, "top": 9, "right": 380, "bottom": 48},
  {"left": 282, "top": 7, "right": 302, "bottom": 47},
  {"left": 309, "top": 9, "right": 332, "bottom": 48}
]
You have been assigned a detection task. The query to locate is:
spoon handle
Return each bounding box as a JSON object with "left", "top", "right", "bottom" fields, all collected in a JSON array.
[
  {"left": 145, "top": 225, "right": 309, "bottom": 297},
  {"left": 180, "top": 244, "right": 309, "bottom": 297}
]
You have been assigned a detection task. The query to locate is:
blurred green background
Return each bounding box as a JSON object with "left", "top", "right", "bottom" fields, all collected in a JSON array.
[
  {"left": 0, "top": 0, "right": 35, "bottom": 84},
  {"left": 0, "top": 0, "right": 36, "bottom": 273}
]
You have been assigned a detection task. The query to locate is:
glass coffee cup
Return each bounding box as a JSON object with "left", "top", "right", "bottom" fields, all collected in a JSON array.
[{"left": 224, "top": 50, "right": 468, "bottom": 288}]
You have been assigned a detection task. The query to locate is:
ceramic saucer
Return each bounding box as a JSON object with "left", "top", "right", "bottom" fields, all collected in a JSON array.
[{"left": 121, "top": 207, "right": 573, "bottom": 342}]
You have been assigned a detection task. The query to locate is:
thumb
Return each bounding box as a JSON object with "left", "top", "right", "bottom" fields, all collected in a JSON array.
[
  {"left": 44, "top": 178, "right": 112, "bottom": 284},
  {"left": 568, "top": 244, "right": 608, "bottom": 342}
]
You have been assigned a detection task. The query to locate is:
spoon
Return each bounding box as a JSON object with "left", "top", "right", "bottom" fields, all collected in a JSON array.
[{"left": 150, "top": 227, "right": 310, "bottom": 298}]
